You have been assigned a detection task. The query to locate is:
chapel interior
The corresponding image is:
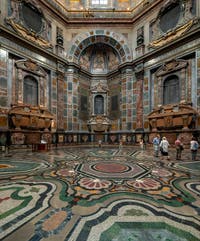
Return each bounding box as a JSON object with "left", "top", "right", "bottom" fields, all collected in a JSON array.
[{"left": 0, "top": 0, "right": 200, "bottom": 241}]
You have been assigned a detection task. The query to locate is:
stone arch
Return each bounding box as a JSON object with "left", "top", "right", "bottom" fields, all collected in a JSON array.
[{"left": 67, "top": 30, "right": 132, "bottom": 64}]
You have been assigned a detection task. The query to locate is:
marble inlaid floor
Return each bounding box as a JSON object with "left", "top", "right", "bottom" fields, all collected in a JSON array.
[{"left": 0, "top": 146, "right": 200, "bottom": 241}]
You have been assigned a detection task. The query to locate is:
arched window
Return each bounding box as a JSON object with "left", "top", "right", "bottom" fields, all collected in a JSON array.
[
  {"left": 94, "top": 95, "right": 104, "bottom": 114},
  {"left": 23, "top": 75, "right": 38, "bottom": 106},
  {"left": 163, "top": 75, "right": 180, "bottom": 105}
]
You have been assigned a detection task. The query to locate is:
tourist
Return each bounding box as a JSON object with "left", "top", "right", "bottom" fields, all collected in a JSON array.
[
  {"left": 152, "top": 135, "right": 160, "bottom": 157},
  {"left": 190, "top": 137, "right": 199, "bottom": 161},
  {"left": 119, "top": 139, "right": 123, "bottom": 150},
  {"left": 98, "top": 139, "right": 102, "bottom": 148},
  {"left": 160, "top": 137, "right": 170, "bottom": 159},
  {"left": 140, "top": 138, "right": 144, "bottom": 151},
  {"left": 175, "top": 137, "right": 184, "bottom": 160}
]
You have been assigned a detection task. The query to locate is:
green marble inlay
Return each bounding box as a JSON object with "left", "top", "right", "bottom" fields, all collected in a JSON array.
[
  {"left": 73, "top": 96, "right": 77, "bottom": 104},
  {"left": 127, "top": 82, "right": 132, "bottom": 90},
  {"left": 177, "top": 161, "right": 200, "bottom": 172},
  {"left": 124, "top": 208, "right": 149, "bottom": 216},
  {"left": 73, "top": 110, "right": 77, "bottom": 116},
  {"left": 0, "top": 187, "right": 32, "bottom": 219},
  {"left": 144, "top": 106, "right": 150, "bottom": 114},
  {"left": 95, "top": 30, "right": 104, "bottom": 35},
  {"left": 100, "top": 222, "right": 199, "bottom": 241},
  {"left": 132, "top": 95, "right": 136, "bottom": 102},
  {"left": 0, "top": 161, "right": 40, "bottom": 174},
  {"left": 122, "top": 96, "right": 127, "bottom": 103},
  {"left": 143, "top": 92, "right": 149, "bottom": 100},
  {"left": 64, "top": 109, "right": 67, "bottom": 117},
  {"left": 77, "top": 190, "right": 195, "bottom": 207},
  {"left": 68, "top": 82, "right": 72, "bottom": 91},
  {"left": 52, "top": 92, "right": 57, "bottom": 99}
]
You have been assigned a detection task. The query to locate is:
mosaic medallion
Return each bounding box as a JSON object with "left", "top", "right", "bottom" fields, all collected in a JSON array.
[{"left": 76, "top": 162, "right": 148, "bottom": 179}]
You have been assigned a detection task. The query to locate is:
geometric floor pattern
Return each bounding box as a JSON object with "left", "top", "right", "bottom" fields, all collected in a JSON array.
[{"left": 0, "top": 146, "right": 200, "bottom": 241}]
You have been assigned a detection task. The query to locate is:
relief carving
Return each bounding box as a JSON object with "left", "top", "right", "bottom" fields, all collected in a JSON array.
[
  {"left": 149, "top": 0, "right": 196, "bottom": 48},
  {"left": 149, "top": 20, "right": 194, "bottom": 48},
  {"left": 6, "top": 0, "right": 52, "bottom": 48},
  {"left": 156, "top": 59, "right": 188, "bottom": 77}
]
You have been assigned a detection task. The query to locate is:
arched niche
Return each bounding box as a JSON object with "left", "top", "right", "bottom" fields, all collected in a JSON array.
[
  {"left": 67, "top": 30, "right": 132, "bottom": 65},
  {"left": 87, "top": 82, "right": 111, "bottom": 132},
  {"left": 79, "top": 43, "right": 120, "bottom": 74}
]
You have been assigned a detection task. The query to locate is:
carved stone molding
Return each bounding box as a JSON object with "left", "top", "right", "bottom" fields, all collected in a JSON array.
[
  {"left": 156, "top": 59, "right": 188, "bottom": 77},
  {"left": 90, "top": 82, "right": 109, "bottom": 93},
  {"left": 16, "top": 59, "right": 46, "bottom": 76}
]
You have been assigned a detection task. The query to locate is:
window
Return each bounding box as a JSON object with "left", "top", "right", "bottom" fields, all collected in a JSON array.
[
  {"left": 24, "top": 75, "right": 38, "bottom": 106},
  {"left": 91, "top": 0, "right": 108, "bottom": 6},
  {"left": 163, "top": 75, "right": 180, "bottom": 105},
  {"left": 94, "top": 95, "right": 104, "bottom": 114}
]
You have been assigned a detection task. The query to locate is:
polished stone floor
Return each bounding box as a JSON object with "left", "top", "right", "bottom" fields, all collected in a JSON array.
[{"left": 0, "top": 146, "right": 200, "bottom": 241}]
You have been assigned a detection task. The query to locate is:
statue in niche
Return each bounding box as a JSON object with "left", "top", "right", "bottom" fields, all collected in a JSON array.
[{"left": 94, "top": 95, "right": 104, "bottom": 115}]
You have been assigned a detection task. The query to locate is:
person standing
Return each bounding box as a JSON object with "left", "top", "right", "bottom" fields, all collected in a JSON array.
[
  {"left": 175, "top": 137, "right": 184, "bottom": 160},
  {"left": 160, "top": 137, "right": 170, "bottom": 160},
  {"left": 190, "top": 137, "right": 199, "bottom": 161},
  {"left": 119, "top": 139, "right": 123, "bottom": 150},
  {"left": 152, "top": 135, "right": 160, "bottom": 157},
  {"left": 98, "top": 139, "right": 102, "bottom": 148},
  {"left": 140, "top": 138, "right": 144, "bottom": 151}
]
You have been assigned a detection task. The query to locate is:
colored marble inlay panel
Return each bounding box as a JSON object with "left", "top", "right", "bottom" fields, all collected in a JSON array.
[
  {"left": 100, "top": 222, "right": 198, "bottom": 241},
  {"left": 0, "top": 182, "right": 56, "bottom": 239}
]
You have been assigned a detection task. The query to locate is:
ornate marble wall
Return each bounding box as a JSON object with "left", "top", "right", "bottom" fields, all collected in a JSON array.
[{"left": 0, "top": 0, "right": 199, "bottom": 143}]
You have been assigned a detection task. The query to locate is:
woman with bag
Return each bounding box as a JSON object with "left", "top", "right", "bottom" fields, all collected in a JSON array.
[{"left": 160, "top": 137, "right": 170, "bottom": 160}]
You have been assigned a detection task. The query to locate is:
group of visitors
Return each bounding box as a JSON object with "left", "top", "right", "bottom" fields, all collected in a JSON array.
[{"left": 152, "top": 135, "right": 199, "bottom": 161}]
